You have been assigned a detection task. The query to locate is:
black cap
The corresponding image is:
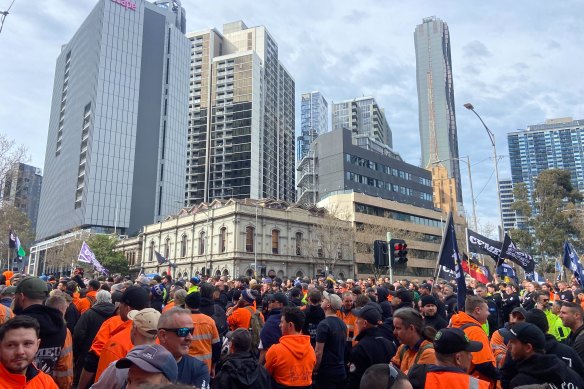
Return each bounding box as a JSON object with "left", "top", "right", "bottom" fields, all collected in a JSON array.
[
  {"left": 511, "top": 307, "right": 528, "bottom": 319},
  {"left": 420, "top": 283, "right": 432, "bottom": 290},
  {"left": 185, "top": 291, "right": 201, "bottom": 309},
  {"left": 268, "top": 292, "right": 288, "bottom": 306},
  {"left": 508, "top": 322, "right": 546, "bottom": 350},
  {"left": 434, "top": 328, "right": 483, "bottom": 354},
  {"left": 420, "top": 295, "right": 437, "bottom": 307},
  {"left": 120, "top": 286, "right": 150, "bottom": 310},
  {"left": 354, "top": 302, "right": 382, "bottom": 325}
]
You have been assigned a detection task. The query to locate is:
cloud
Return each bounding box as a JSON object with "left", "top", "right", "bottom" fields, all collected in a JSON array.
[{"left": 462, "top": 40, "right": 492, "bottom": 59}]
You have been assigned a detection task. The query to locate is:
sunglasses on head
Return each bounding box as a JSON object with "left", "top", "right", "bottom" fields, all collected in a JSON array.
[{"left": 161, "top": 327, "right": 195, "bottom": 337}]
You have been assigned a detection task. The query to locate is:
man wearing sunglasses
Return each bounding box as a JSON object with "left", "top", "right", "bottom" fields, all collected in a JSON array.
[{"left": 158, "top": 307, "right": 210, "bottom": 389}]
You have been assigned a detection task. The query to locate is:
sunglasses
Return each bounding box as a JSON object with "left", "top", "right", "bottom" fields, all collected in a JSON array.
[{"left": 161, "top": 327, "right": 195, "bottom": 337}]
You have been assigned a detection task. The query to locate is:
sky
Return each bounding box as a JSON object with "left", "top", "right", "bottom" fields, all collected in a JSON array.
[{"left": 1, "top": 0, "right": 583, "bottom": 238}]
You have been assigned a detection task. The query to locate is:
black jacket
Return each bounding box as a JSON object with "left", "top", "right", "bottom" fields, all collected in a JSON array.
[
  {"left": 199, "top": 297, "right": 228, "bottom": 337},
  {"left": 544, "top": 333, "right": 584, "bottom": 377},
  {"left": 65, "top": 301, "right": 80, "bottom": 335},
  {"left": 302, "top": 304, "right": 325, "bottom": 347},
  {"left": 72, "top": 302, "right": 116, "bottom": 379},
  {"left": 375, "top": 288, "right": 393, "bottom": 320},
  {"left": 347, "top": 327, "right": 396, "bottom": 389},
  {"left": 501, "top": 292, "right": 520, "bottom": 320},
  {"left": 521, "top": 291, "right": 536, "bottom": 311},
  {"left": 509, "top": 353, "right": 584, "bottom": 388},
  {"left": 213, "top": 351, "right": 271, "bottom": 389},
  {"left": 424, "top": 314, "right": 448, "bottom": 331},
  {"left": 21, "top": 304, "right": 67, "bottom": 375},
  {"left": 444, "top": 294, "right": 458, "bottom": 317},
  {"left": 484, "top": 295, "right": 501, "bottom": 334}
]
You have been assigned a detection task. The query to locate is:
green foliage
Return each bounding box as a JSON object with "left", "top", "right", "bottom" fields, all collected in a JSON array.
[
  {"left": 0, "top": 204, "right": 34, "bottom": 254},
  {"left": 86, "top": 235, "right": 128, "bottom": 275}
]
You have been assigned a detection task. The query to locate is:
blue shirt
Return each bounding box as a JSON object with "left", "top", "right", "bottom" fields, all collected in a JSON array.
[{"left": 177, "top": 354, "right": 210, "bottom": 389}]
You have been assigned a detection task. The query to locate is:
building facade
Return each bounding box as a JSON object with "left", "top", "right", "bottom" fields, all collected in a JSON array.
[
  {"left": 498, "top": 179, "right": 518, "bottom": 232},
  {"left": 331, "top": 97, "right": 392, "bottom": 148},
  {"left": 297, "top": 91, "right": 329, "bottom": 161},
  {"left": 297, "top": 128, "right": 433, "bottom": 208},
  {"left": 116, "top": 199, "right": 353, "bottom": 279},
  {"left": 185, "top": 21, "right": 295, "bottom": 206},
  {"left": 429, "top": 164, "right": 458, "bottom": 214},
  {"left": 36, "top": 0, "right": 190, "bottom": 240},
  {"left": 2, "top": 163, "right": 43, "bottom": 230},
  {"left": 317, "top": 191, "right": 455, "bottom": 279},
  {"left": 508, "top": 118, "right": 584, "bottom": 211},
  {"left": 415, "top": 16, "right": 462, "bottom": 205}
]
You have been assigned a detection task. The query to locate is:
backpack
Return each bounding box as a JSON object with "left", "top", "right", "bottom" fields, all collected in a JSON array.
[
  {"left": 398, "top": 342, "right": 434, "bottom": 367},
  {"left": 245, "top": 306, "right": 264, "bottom": 350}
]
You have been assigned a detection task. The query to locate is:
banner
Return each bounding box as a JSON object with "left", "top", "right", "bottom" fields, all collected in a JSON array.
[
  {"left": 525, "top": 270, "right": 545, "bottom": 284},
  {"left": 154, "top": 250, "right": 167, "bottom": 265},
  {"left": 466, "top": 228, "right": 502, "bottom": 262},
  {"left": 461, "top": 254, "right": 491, "bottom": 284},
  {"left": 496, "top": 263, "right": 517, "bottom": 279},
  {"left": 498, "top": 234, "right": 534, "bottom": 271},
  {"left": 437, "top": 213, "right": 466, "bottom": 311},
  {"left": 77, "top": 241, "right": 109, "bottom": 275},
  {"left": 563, "top": 241, "right": 583, "bottom": 287}
]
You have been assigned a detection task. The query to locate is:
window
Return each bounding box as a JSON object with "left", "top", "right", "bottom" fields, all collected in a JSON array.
[
  {"left": 148, "top": 241, "right": 154, "bottom": 262},
  {"left": 272, "top": 230, "right": 280, "bottom": 254},
  {"left": 164, "top": 238, "right": 170, "bottom": 259},
  {"left": 199, "top": 231, "right": 206, "bottom": 255},
  {"left": 245, "top": 226, "right": 255, "bottom": 252},
  {"left": 180, "top": 234, "right": 187, "bottom": 257},
  {"left": 295, "top": 232, "right": 303, "bottom": 256},
  {"left": 220, "top": 227, "right": 227, "bottom": 253}
]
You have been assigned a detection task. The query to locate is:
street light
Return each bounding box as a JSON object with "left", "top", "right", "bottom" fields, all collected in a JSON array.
[
  {"left": 432, "top": 156, "right": 478, "bottom": 232},
  {"left": 464, "top": 103, "right": 505, "bottom": 239}
]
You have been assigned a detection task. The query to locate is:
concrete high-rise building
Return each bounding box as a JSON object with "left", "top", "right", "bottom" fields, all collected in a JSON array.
[
  {"left": 297, "top": 91, "right": 328, "bottom": 161},
  {"left": 331, "top": 97, "right": 392, "bottom": 148},
  {"left": 508, "top": 117, "right": 584, "bottom": 210},
  {"left": 185, "top": 21, "right": 295, "bottom": 205},
  {"left": 415, "top": 16, "right": 462, "bottom": 205},
  {"left": 2, "top": 163, "right": 43, "bottom": 230},
  {"left": 498, "top": 179, "right": 518, "bottom": 232},
  {"left": 36, "top": 0, "right": 190, "bottom": 241}
]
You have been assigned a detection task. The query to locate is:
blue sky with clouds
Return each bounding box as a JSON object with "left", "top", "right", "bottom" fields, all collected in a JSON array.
[{"left": 1, "top": 0, "right": 583, "bottom": 236}]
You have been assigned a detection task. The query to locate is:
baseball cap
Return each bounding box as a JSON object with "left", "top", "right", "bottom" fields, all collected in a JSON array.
[
  {"left": 322, "top": 291, "right": 342, "bottom": 310},
  {"left": 15, "top": 276, "right": 49, "bottom": 300},
  {"left": 116, "top": 344, "right": 177, "bottom": 382},
  {"left": 508, "top": 322, "right": 546, "bottom": 350},
  {"left": 420, "top": 283, "right": 432, "bottom": 290},
  {"left": 434, "top": 328, "right": 483, "bottom": 354},
  {"left": 120, "top": 285, "right": 150, "bottom": 310},
  {"left": 511, "top": 307, "right": 528, "bottom": 319},
  {"left": 354, "top": 302, "right": 382, "bottom": 325},
  {"left": 241, "top": 288, "right": 256, "bottom": 304},
  {"left": 420, "top": 295, "right": 437, "bottom": 307},
  {"left": 1, "top": 286, "right": 16, "bottom": 296},
  {"left": 128, "top": 308, "right": 161, "bottom": 337}
]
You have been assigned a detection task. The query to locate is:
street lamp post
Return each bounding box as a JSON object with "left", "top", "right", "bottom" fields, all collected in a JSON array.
[{"left": 464, "top": 103, "right": 505, "bottom": 239}]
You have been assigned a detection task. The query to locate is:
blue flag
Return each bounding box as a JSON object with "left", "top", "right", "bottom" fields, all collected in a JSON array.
[
  {"left": 437, "top": 213, "right": 466, "bottom": 311},
  {"left": 155, "top": 250, "right": 167, "bottom": 265},
  {"left": 563, "top": 241, "right": 584, "bottom": 287},
  {"left": 496, "top": 263, "right": 517, "bottom": 278}
]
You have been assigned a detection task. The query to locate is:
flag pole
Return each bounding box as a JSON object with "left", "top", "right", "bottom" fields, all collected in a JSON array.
[{"left": 433, "top": 213, "right": 450, "bottom": 282}]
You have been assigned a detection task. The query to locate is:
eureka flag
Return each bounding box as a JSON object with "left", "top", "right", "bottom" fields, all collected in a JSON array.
[{"left": 563, "top": 241, "right": 583, "bottom": 287}]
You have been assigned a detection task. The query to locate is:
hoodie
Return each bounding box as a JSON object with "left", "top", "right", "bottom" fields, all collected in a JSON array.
[
  {"left": 213, "top": 351, "right": 270, "bottom": 389},
  {"left": 375, "top": 288, "right": 393, "bottom": 320},
  {"left": 21, "top": 304, "right": 67, "bottom": 375},
  {"left": 510, "top": 353, "right": 584, "bottom": 388},
  {"left": 450, "top": 311, "right": 498, "bottom": 383},
  {"left": 265, "top": 334, "right": 316, "bottom": 388}
]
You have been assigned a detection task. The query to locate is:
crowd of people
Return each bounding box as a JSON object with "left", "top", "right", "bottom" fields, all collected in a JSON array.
[{"left": 0, "top": 267, "right": 584, "bottom": 389}]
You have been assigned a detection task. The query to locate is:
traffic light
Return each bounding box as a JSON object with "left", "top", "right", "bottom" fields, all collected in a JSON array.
[
  {"left": 373, "top": 240, "right": 389, "bottom": 267},
  {"left": 389, "top": 239, "right": 408, "bottom": 266}
]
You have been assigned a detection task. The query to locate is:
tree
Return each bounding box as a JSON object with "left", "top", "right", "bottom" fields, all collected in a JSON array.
[
  {"left": 300, "top": 207, "right": 354, "bottom": 275},
  {"left": 0, "top": 205, "right": 34, "bottom": 268},
  {"left": 85, "top": 235, "right": 128, "bottom": 275},
  {"left": 0, "top": 134, "right": 28, "bottom": 208}
]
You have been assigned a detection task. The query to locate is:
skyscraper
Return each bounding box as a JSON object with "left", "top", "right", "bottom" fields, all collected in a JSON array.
[
  {"left": 36, "top": 0, "right": 190, "bottom": 240},
  {"left": 2, "top": 163, "right": 43, "bottom": 230},
  {"left": 331, "top": 97, "right": 392, "bottom": 148},
  {"left": 297, "top": 91, "right": 328, "bottom": 161},
  {"left": 185, "top": 21, "right": 295, "bottom": 205},
  {"left": 508, "top": 117, "right": 584, "bottom": 209},
  {"left": 415, "top": 16, "right": 462, "bottom": 204},
  {"left": 498, "top": 179, "right": 518, "bottom": 232}
]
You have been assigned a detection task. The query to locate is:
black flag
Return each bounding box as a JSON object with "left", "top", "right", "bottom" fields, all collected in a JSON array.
[
  {"left": 498, "top": 234, "right": 534, "bottom": 272},
  {"left": 437, "top": 213, "right": 467, "bottom": 311},
  {"left": 466, "top": 228, "right": 502, "bottom": 262}
]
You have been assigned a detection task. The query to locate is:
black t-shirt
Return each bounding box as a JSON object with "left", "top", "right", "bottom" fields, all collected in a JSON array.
[
  {"left": 316, "top": 315, "right": 347, "bottom": 378},
  {"left": 177, "top": 355, "right": 210, "bottom": 389}
]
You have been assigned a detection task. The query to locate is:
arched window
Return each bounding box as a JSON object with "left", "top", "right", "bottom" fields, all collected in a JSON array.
[
  {"left": 271, "top": 229, "right": 280, "bottom": 254},
  {"left": 296, "top": 270, "right": 304, "bottom": 278},
  {"left": 180, "top": 234, "right": 187, "bottom": 257},
  {"left": 164, "top": 238, "right": 170, "bottom": 259},
  {"left": 246, "top": 268, "right": 254, "bottom": 277},
  {"left": 199, "top": 231, "right": 206, "bottom": 255},
  {"left": 245, "top": 226, "right": 254, "bottom": 252},
  {"left": 295, "top": 232, "right": 303, "bottom": 256},
  {"left": 215, "top": 269, "right": 221, "bottom": 277},
  {"left": 220, "top": 227, "right": 227, "bottom": 253},
  {"left": 148, "top": 241, "right": 155, "bottom": 262},
  {"left": 222, "top": 269, "right": 229, "bottom": 277}
]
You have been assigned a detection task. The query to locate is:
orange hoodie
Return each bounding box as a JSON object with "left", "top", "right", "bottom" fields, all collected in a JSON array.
[
  {"left": 450, "top": 311, "right": 496, "bottom": 384},
  {"left": 265, "top": 334, "right": 316, "bottom": 387}
]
